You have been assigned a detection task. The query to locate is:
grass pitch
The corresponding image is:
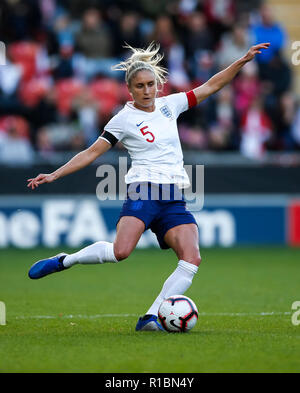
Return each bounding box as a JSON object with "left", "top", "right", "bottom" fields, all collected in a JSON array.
[{"left": 0, "top": 246, "right": 300, "bottom": 373}]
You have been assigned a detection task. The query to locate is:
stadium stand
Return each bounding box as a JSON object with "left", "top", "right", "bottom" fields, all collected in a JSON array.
[{"left": 0, "top": 0, "right": 299, "bottom": 165}]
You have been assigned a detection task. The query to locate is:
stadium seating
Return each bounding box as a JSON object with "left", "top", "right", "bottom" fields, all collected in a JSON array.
[
  {"left": 54, "top": 78, "right": 85, "bottom": 116},
  {"left": 90, "top": 78, "right": 120, "bottom": 119},
  {"left": 8, "top": 42, "right": 40, "bottom": 82},
  {"left": 19, "top": 78, "right": 50, "bottom": 107},
  {"left": 0, "top": 115, "right": 30, "bottom": 139}
]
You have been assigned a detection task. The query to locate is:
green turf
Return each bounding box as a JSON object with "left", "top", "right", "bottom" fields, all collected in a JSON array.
[{"left": 0, "top": 246, "right": 300, "bottom": 373}]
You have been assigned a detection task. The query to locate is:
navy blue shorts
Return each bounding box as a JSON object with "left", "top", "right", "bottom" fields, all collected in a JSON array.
[{"left": 117, "top": 183, "right": 197, "bottom": 249}]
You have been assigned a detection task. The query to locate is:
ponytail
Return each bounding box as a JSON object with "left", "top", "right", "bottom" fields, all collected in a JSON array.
[{"left": 112, "top": 42, "right": 168, "bottom": 86}]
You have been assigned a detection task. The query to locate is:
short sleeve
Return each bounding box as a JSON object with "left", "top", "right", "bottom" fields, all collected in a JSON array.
[
  {"left": 164, "top": 92, "right": 189, "bottom": 118},
  {"left": 102, "top": 112, "right": 126, "bottom": 142}
]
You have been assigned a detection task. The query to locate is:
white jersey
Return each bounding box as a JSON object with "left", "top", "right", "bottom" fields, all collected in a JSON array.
[{"left": 100, "top": 92, "right": 191, "bottom": 188}]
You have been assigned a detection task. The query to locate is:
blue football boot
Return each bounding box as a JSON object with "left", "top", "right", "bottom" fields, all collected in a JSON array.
[
  {"left": 28, "top": 253, "right": 68, "bottom": 279},
  {"left": 135, "top": 314, "right": 165, "bottom": 332}
]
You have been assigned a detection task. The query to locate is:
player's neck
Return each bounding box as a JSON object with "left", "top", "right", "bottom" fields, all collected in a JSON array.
[{"left": 133, "top": 101, "right": 155, "bottom": 113}]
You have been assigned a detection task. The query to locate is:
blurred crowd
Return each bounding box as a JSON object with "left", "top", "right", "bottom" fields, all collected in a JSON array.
[{"left": 0, "top": 0, "right": 299, "bottom": 166}]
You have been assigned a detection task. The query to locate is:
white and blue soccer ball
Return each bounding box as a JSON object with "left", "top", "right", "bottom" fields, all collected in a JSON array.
[{"left": 158, "top": 295, "right": 198, "bottom": 333}]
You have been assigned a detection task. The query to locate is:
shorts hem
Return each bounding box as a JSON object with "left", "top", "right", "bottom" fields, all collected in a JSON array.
[
  {"left": 155, "top": 219, "right": 198, "bottom": 250},
  {"left": 117, "top": 213, "right": 148, "bottom": 231}
]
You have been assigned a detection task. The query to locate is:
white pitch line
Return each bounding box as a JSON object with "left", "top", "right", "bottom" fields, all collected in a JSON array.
[
  {"left": 14, "top": 311, "right": 292, "bottom": 320},
  {"left": 200, "top": 311, "right": 292, "bottom": 317},
  {"left": 15, "top": 313, "right": 139, "bottom": 320}
]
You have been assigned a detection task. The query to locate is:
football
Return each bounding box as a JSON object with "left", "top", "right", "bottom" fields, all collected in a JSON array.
[{"left": 158, "top": 295, "right": 198, "bottom": 333}]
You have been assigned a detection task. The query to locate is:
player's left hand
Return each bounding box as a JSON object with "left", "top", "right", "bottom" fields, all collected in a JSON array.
[{"left": 244, "top": 43, "right": 270, "bottom": 62}]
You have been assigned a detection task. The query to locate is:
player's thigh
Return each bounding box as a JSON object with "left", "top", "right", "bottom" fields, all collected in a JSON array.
[
  {"left": 114, "top": 216, "right": 145, "bottom": 261},
  {"left": 164, "top": 223, "right": 201, "bottom": 266}
]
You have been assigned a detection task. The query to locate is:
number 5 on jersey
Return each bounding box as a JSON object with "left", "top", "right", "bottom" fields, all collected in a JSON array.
[{"left": 140, "top": 126, "right": 155, "bottom": 143}]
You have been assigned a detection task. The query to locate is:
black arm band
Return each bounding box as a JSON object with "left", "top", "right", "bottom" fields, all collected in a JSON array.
[{"left": 100, "top": 131, "right": 119, "bottom": 147}]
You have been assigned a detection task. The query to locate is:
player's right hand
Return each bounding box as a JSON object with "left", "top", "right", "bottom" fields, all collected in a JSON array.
[
  {"left": 27, "top": 173, "right": 56, "bottom": 190},
  {"left": 243, "top": 43, "right": 270, "bottom": 62}
]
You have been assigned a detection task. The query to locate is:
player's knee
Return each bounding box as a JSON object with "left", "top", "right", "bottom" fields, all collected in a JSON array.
[
  {"left": 192, "top": 255, "right": 202, "bottom": 266},
  {"left": 181, "top": 254, "right": 202, "bottom": 267},
  {"left": 113, "top": 245, "right": 132, "bottom": 262},
  {"left": 177, "top": 246, "right": 201, "bottom": 267}
]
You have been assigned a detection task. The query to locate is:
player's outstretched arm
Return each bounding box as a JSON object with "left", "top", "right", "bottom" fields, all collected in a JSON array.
[
  {"left": 27, "top": 137, "right": 112, "bottom": 190},
  {"left": 192, "top": 43, "right": 270, "bottom": 105}
]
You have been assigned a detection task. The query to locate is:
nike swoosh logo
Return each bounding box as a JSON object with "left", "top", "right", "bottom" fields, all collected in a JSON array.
[{"left": 136, "top": 121, "right": 144, "bottom": 127}]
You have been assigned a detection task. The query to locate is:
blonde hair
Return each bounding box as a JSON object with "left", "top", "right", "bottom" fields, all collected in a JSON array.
[{"left": 112, "top": 42, "right": 168, "bottom": 86}]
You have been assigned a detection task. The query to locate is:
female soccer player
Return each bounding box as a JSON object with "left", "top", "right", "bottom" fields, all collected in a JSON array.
[{"left": 28, "top": 42, "right": 270, "bottom": 331}]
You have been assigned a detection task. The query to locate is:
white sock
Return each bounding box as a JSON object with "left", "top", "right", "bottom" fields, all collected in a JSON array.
[
  {"left": 146, "top": 260, "right": 198, "bottom": 316},
  {"left": 62, "top": 241, "right": 118, "bottom": 267}
]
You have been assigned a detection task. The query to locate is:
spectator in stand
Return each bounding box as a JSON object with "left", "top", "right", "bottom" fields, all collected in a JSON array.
[
  {"left": 191, "top": 50, "right": 217, "bottom": 131},
  {"left": 291, "top": 101, "right": 300, "bottom": 149},
  {"left": 36, "top": 122, "right": 85, "bottom": 152},
  {"left": 53, "top": 13, "right": 76, "bottom": 50},
  {"left": 178, "top": 123, "right": 208, "bottom": 150},
  {"left": 72, "top": 88, "right": 100, "bottom": 146},
  {"left": 257, "top": 50, "right": 292, "bottom": 142},
  {"left": 51, "top": 13, "right": 82, "bottom": 79},
  {"left": 258, "top": 50, "right": 292, "bottom": 97},
  {"left": 74, "top": 8, "right": 116, "bottom": 80},
  {"left": 1, "top": 0, "right": 43, "bottom": 41},
  {"left": 138, "top": 0, "right": 177, "bottom": 19},
  {"left": 0, "top": 56, "right": 23, "bottom": 115},
  {"left": 61, "top": 0, "right": 88, "bottom": 19},
  {"left": 36, "top": 126, "right": 54, "bottom": 158},
  {"left": 112, "top": 12, "right": 145, "bottom": 59},
  {"left": 208, "top": 85, "right": 239, "bottom": 150},
  {"left": 53, "top": 44, "right": 75, "bottom": 79},
  {"left": 233, "top": 61, "right": 262, "bottom": 117},
  {"left": 240, "top": 97, "right": 273, "bottom": 159},
  {"left": 0, "top": 59, "right": 22, "bottom": 97},
  {"left": 203, "top": 0, "right": 235, "bottom": 44},
  {"left": 183, "top": 11, "right": 214, "bottom": 63},
  {"left": 29, "top": 87, "right": 58, "bottom": 140},
  {"left": 250, "top": 4, "right": 286, "bottom": 66},
  {"left": 183, "top": 11, "right": 216, "bottom": 80},
  {"left": 272, "top": 92, "right": 298, "bottom": 150},
  {"left": 193, "top": 50, "right": 217, "bottom": 86},
  {"left": 149, "top": 15, "right": 175, "bottom": 48},
  {"left": 75, "top": 8, "right": 112, "bottom": 59},
  {"left": 167, "top": 40, "right": 190, "bottom": 91},
  {"left": 148, "top": 15, "right": 189, "bottom": 90},
  {"left": 217, "top": 24, "right": 251, "bottom": 69},
  {"left": 0, "top": 117, "right": 34, "bottom": 166},
  {"left": 177, "top": 0, "right": 199, "bottom": 18}
]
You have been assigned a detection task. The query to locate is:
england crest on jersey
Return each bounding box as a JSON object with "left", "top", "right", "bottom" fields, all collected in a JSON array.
[{"left": 160, "top": 105, "right": 173, "bottom": 120}]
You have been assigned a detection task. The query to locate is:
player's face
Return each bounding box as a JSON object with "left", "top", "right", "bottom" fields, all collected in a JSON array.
[{"left": 128, "top": 70, "right": 157, "bottom": 112}]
